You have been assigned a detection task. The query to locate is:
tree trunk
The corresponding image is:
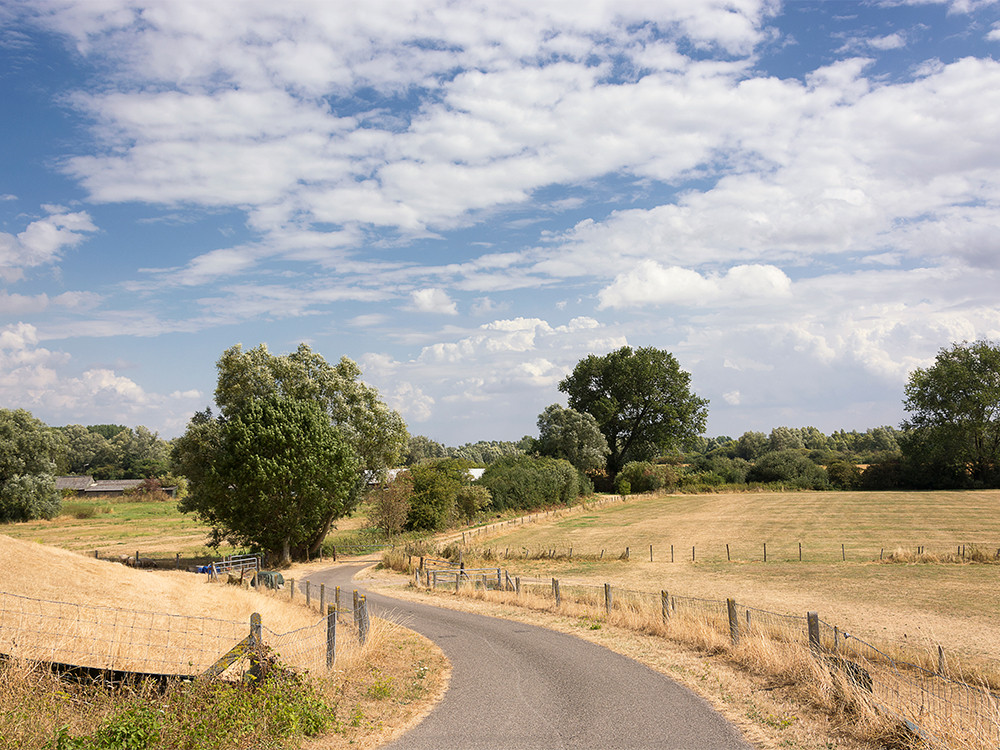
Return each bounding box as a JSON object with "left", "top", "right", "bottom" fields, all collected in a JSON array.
[
  {"left": 306, "top": 513, "right": 336, "bottom": 557},
  {"left": 281, "top": 537, "right": 292, "bottom": 566}
]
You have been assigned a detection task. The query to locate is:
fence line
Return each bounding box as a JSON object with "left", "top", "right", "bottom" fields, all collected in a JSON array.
[
  {"left": 458, "top": 540, "right": 1000, "bottom": 565},
  {"left": 415, "top": 567, "right": 1000, "bottom": 746},
  {"left": 0, "top": 586, "right": 370, "bottom": 680}
]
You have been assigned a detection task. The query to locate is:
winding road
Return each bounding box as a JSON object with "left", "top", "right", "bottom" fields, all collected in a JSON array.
[{"left": 306, "top": 565, "right": 753, "bottom": 750}]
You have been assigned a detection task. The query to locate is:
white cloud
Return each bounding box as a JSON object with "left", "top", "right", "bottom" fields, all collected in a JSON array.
[
  {"left": 868, "top": 32, "right": 907, "bottom": 50},
  {"left": 0, "top": 322, "right": 203, "bottom": 433},
  {"left": 407, "top": 288, "right": 458, "bottom": 315},
  {"left": 0, "top": 207, "right": 97, "bottom": 281},
  {"left": 598, "top": 261, "right": 792, "bottom": 309},
  {"left": 988, "top": 21, "right": 1000, "bottom": 41}
]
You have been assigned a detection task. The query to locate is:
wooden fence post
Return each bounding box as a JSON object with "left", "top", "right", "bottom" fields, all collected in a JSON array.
[
  {"left": 497, "top": 568, "right": 502, "bottom": 590},
  {"left": 552, "top": 578, "right": 561, "bottom": 606},
  {"left": 650, "top": 544, "right": 653, "bottom": 562},
  {"left": 661, "top": 590, "right": 669, "bottom": 622},
  {"left": 305, "top": 580, "right": 311, "bottom": 608},
  {"left": 763, "top": 543, "right": 767, "bottom": 563},
  {"left": 320, "top": 584, "right": 326, "bottom": 613},
  {"left": 938, "top": 645, "right": 945, "bottom": 675},
  {"left": 515, "top": 576, "right": 521, "bottom": 595},
  {"left": 604, "top": 583, "right": 612, "bottom": 614},
  {"left": 358, "top": 596, "right": 369, "bottom": 644},
  {"left": 726, "top": 544, "right": 730, "bottom": 561},
  {"left": 671, "top": 545, "right": 674, "bottom": 562},
  {"left": 807, "top": 612, "right": 821, "bottom": 655},
  {"left": 335, "top": 585, "right": 341, "bottom": 614},
  {"left": 327, "top": 605, "right": 337, "bottom": 668},
  {"left": 727, "top": 599, "right": 739, "bottom": 645}
]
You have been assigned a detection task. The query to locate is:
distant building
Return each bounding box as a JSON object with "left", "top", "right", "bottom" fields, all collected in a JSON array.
[{"left": 55, "top": 476, "right": 176, "bottom": 498}]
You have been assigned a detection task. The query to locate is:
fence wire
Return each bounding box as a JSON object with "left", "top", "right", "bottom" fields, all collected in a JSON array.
[
  {"left": 0, "top": 589, "right": 358, "bottom": 678},
  {"left": 417, "top": 566, "right": 1000, "bottom": 746}
]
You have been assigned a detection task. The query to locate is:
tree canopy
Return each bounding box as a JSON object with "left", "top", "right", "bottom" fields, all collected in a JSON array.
[
  {"left": 534, "top": 403, "right": 609, "bottom": 472},
  {"left": 558, "top": 346, "right": 708, "bottom": 476},
  {"left": 902, "top": 340, "right": 1000, "bottom": 487},
  {"left": 173, "top": 343, "right": 407, "bottom": 560},
  {"left": 0, "top": 409, "right": 62, "bottom": 522}
]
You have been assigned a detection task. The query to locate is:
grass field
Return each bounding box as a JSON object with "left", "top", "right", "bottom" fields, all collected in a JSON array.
[
  {"left": 466, "top": 490, "right": 1000, "bottom": 663},
  {"left": 1, "top": 495, "right": 373, "bottom": 564}
]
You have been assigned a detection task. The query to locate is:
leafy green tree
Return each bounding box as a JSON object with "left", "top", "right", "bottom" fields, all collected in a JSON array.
[
  {"left": 455, "top": 485, "right": 491, "bottom": 523},
  {"left": 449, "top": 440, "right": 525, "bottom": 465},
  {"left": 0, "top": 409, "right": 63, "bottom": 522},
  {"left": 368, "top": 473, "right": 413, "bottom": 539},
  {"left": 735, "top": 431, "right": 768, "bottom": 461},
  {"left": 534, "top": 403, "right": 609, "bottom": 472},
  {"left": 214, "top": 343, "right": 408, "bottom": 483},
  {"left": 559, "top": 346, "right": 708, "bottom": 477},
  {"left": 58, "top": 424, "right": 110, "bottom": 475},
  {"left": 902, "top": 340, "right": 1000, "bottom": 487},
  {"left": 768, "top": 427, "right": 804, "bottom": 452},
  {"left": 405, "top": 459, "right": 471, "bottom": 531},
  {"left": 404, "top": 435, "right": 448, "bottom": 465},
  {"left": 177, "top": 396, "right": 356, "bottom": 563},
  {"left": 174, "top": 343, "right": 406, "bottom": 558}
]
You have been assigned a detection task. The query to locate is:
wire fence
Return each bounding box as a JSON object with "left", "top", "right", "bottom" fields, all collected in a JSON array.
[
  {"left": 0, "top": 587, "right": 369, "bottom": 680},
  {"left": 417, "top": 565, "right": 1000, "bottom": 747}
]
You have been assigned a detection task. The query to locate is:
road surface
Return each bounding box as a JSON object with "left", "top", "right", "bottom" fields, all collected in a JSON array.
[{"left": 306, "top": 564, "right": 753, "bottom": 750}]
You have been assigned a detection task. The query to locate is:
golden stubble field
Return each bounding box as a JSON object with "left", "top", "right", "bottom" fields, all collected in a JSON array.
[{"left": 469, "top": 490, "right": 1000, "bottom": 662}]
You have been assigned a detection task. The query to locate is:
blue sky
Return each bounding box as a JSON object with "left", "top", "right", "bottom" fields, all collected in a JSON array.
[{"left": 1, "top": 0, "right": 999, "bottom": 446}]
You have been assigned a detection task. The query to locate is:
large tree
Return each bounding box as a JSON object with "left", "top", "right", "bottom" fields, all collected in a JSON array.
[
  {"left": 173, "top": 343, "right": 408, "bottom": 559},
  {"left": 176, "top": 396, "right": 356, "bottom": 563},
  {"left": 535, "top": 403, "right": 609, "bottom": 472},
  {"left": 902, "top": 340, "right": 1000, "bottom": 487},
  {"left": 559, "top": 346, "right": 708, "bottom": 477},
  {"left": 0, "top": 409, "right": 63, "bottom": 522}
]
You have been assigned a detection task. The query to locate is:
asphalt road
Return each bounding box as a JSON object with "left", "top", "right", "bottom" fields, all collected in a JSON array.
[{"left": 306, "top": 564, "right": 753, "bottom": 750}]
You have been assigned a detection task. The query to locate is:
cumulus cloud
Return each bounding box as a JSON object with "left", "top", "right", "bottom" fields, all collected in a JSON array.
[
  {"left": 598, "top": 262, "right": 792, "bottom": 309},
  {"left": 0, "top": 207, "right": 97, "bottom": 281},
  {"left": 0, "top": 322, "right": 202, "bottom": 433},
  {"left": 407, "top": 288, "right": 458, "bottom": 315}
]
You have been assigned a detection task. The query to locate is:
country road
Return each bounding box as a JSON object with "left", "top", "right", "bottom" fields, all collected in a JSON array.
[{"left": 305, "top": 564, "right": 754, "bottom": 750}]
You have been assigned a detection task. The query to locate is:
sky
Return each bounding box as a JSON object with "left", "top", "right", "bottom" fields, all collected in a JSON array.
[{"left": 1, "top": 0, "right": 999, "bottom": 447}]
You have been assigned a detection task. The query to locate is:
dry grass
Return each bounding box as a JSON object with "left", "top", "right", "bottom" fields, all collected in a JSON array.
[
  {"left": 0, "top": 535, "right": 450, "bottom": 748},
  {"left": 457, "top": 490, "right": 1000, "bottom": 664},
  {"left": 383, "top": 567, "right": 1000, "bottom": 750}
]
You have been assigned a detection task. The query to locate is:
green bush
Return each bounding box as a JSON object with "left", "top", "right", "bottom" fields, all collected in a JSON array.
[
  {"left": 0, "top": 474, "right": 61, "bottom": 522},
  {"left": 405, "top": 459, "right": 472, "bottom": 531},
  {"left": 746, "top": 450, "right": 828, "bottom": 490},
  {"left": 478, "top": 455, "right": 584, "bottom": 512},
  {"left": 614, "top": 461, "right": 677, "bottom": 494},
  {"left": 826, "top": 460, "right": 861, "bottom": 490}
]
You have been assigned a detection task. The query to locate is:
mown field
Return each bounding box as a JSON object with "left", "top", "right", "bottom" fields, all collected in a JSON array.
[
  {"left": 2, "top": 495, "right": 372, "bottom": 564},
  {"left": 467, "top": 490, "right": 1000, "bottom": 662}
]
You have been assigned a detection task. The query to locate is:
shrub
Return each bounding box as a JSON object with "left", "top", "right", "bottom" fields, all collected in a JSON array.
[
  {"left": 826, "top": 460, "right": 861, "bottom": 490},
  {"left": 614, "top": 461, "right": 677, "bottom": 494},
  {"left": 0, "top": 474, "right": 61, "bottom": 522},
  {"left": 746, "top": 450, "right": 828, "bottom": 490},
  {"left": 479, "top": 455, "right": 583, "bottom": 512},
  {"left": 405, "top": 459, "right": 472, "bottom": 531},
  {"left": 455, "top": 485, "right": 491, "bottom": 523}
]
